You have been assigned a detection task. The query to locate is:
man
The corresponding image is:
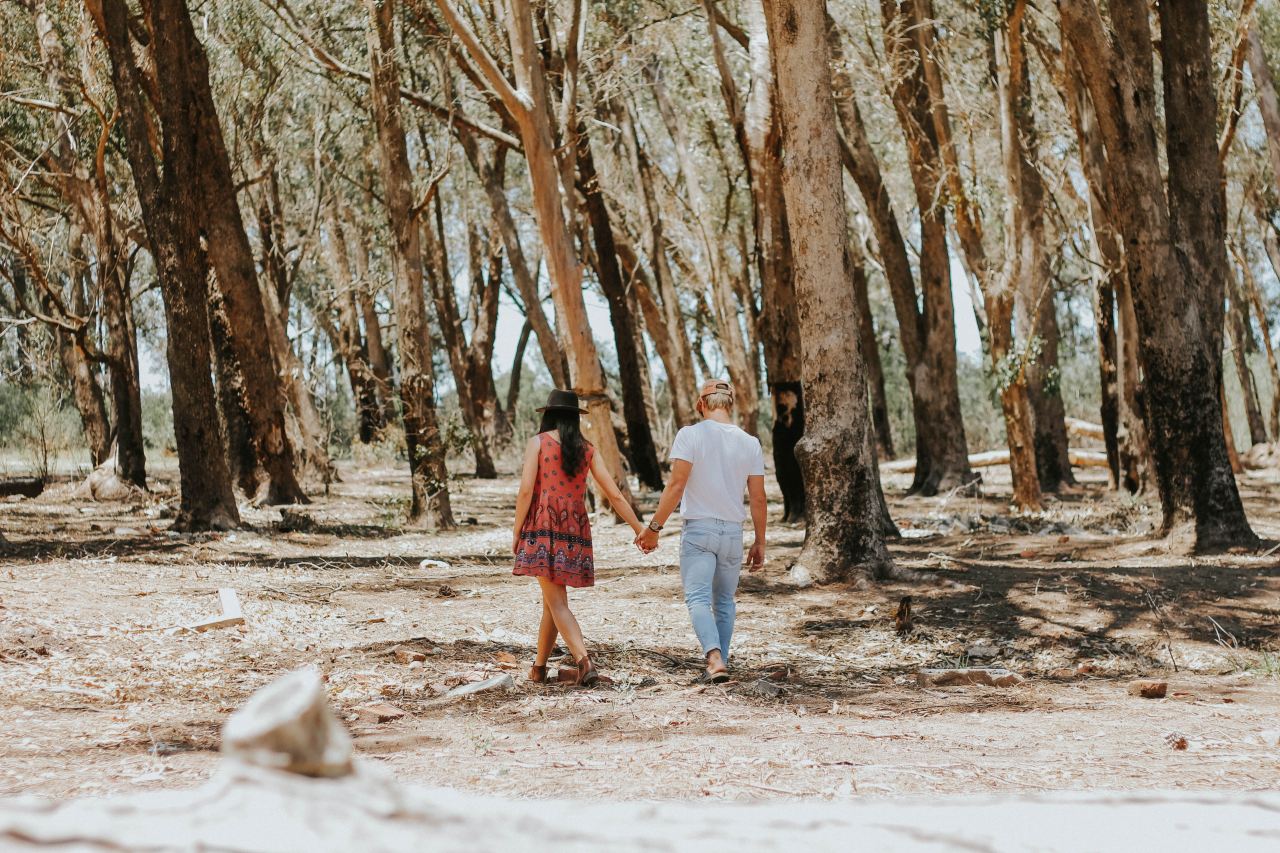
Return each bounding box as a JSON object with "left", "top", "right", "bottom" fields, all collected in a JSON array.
[{"left": 636, "top": 379, "right": 767, "bottom": 683}]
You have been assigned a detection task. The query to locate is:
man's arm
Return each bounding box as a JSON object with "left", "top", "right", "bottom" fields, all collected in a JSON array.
[
  {"left": 636, "top": 460, "right": 692, "bottom": 551},
  {"left": 746, "top": 474, "right": 767, "bottom": 570}
]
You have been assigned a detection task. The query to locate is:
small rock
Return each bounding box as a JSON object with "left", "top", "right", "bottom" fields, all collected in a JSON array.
[
  {"left": 494, "top": 651, "right": 518, "bottom": 665},
  {"left": 113, "top": 526, "right": 140, "bottom": 536},
  {"left": 355, "top": 702, "right": 407, "bottom": 723},
  {"left": 437, "top": 585, "right": 456, "bottom": 598},
  {"left": 419, "top": 558, "right": 452, "bottom": 570},
  {"left": 407, "top": 661, "right": 422, "bottom": 671},
  {"left": 1048, "top": 667, "right": 1078, "bottom": 680},
  {"left": 392, "top": 648, "right": 427, "bottom": 665},
  {"left": 917, "top": 668, "right": 1024, "bottom": 688},
  {"left": 428, "top": 647, "right": 444, "bottom": 656},
  {"left": 445, "top": 674, "right": 516, "bottom": 699},
  {"left": 1128, "top": 679, "right": 1168, "bottom": 699},
  {"left": 965, "top": 642, "right": 1000, "bottom": 660},
  {"left": 1076, "top": 662, "right": 1097, "bottom": 675}
]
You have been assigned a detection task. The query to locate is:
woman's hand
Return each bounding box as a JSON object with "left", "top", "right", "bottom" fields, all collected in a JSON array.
[{"left": 512, "top": 529, "right": 521, "bottom": 555}]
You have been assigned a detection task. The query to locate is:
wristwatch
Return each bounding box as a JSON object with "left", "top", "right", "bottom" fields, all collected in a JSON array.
[{"left": 647, "top": 520, "right": 663, "bottom": 532}]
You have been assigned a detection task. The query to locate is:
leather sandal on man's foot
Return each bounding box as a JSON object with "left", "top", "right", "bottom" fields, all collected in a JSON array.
[{"left": 693, "top": 668, "right": 730, "bottom": 685}]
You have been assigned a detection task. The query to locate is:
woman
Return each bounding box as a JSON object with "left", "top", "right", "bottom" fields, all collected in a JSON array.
[{"left": 513, "top": 389, "right": 645, "bottom": 686}]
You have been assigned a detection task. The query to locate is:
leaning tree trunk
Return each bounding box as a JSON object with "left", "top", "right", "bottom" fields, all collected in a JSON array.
[
  {"left": 90, "top": 0, "right": 239, "bottom": 530},
  {"left": 366, "top": 0, "right": 453, "bottom": 528},
  {"left": 436, "top": 0, "right": 634, "bottom": 505},
  {"left": 705, "top": 0, "right": 806, "bottom": 519},
  {"left": 1094, "top": 280, "right": 1122, "bottom": 488},
  {"left": 764, "top": 0, "right": 892, "bottom": 582},
  {"left": 869, "top": 3, "right": 975, "bottom": 496},
  {"left": 1058, "top": 0, "right": 1256, "bottom": 551},
  {"left": 1247, "top": 21, "right": 1280, "bottom": 203},
  {"left": 1225, "top": 272, "right": 1268, "bottom": 446},
  {"left": 989, "top": 0, "right": 1043, "bottom": 512},
  {"left": 851, "top": 247, "right": 895, "bottom": 459},
  {"left": 209, "top": 291, "right": 262, "bottom": 497},
  {"left": 184, "top": 18, "right": 307, "bottom": 506},
  {"left": 577, "top": 134, "right": 664, "bottom": 491}
]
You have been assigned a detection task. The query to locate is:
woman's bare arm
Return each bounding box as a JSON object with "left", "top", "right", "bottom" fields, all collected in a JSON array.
[
  {"left": 588, "top": 451, "right": 645, "bottom": 534},
  {"left": 512, "top": 437, "right": 540, "bottom": 553}
]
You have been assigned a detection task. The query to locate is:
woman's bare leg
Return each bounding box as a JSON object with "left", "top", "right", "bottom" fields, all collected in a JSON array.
[
  {"left": 534, "top": 600, "right": 559, "bottom": 667},
  {"left": 537, "top": 577, "right": 587, "bottom": 661}
]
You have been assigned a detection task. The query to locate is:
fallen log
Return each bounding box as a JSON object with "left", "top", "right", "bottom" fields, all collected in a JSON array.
[
  {"left": 1064, "top": 417, "right": 1107, "bottom": 441},
  {"left": 882, "top": 448, "right": 1110, "bottom": 475},
  {"left": 0, "top": 478, "right": 43, "bottom": 498}
]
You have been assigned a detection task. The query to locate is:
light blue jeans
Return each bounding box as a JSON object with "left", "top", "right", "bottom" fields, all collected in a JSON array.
[{"left": 679, "top": 518, "right": 744, "bottom": 661}]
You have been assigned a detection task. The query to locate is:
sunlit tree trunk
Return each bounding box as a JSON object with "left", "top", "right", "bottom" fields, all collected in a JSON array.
[
  {"left": 1225, "top": 272, "right": 1268, "bottom": 446},
  {"left": 764, "top": 0, "right": 892, "bottom": 582},
  {"left": 850, "top": 243, "right": 894, "bottom": 459},
  {"left": 868, "top": 2, "right": 976, "bottom": 496},
  {"left": 366, "top": 0, "right": 454, "bottom": 527},
  {"left": 1058, "top": 0, "right": 1256, "bottom": 550},
  {"left": 89, "top": 0, "right": 239, "bottom": 530},
  {"left": 435, "top": 0, "right": 634, "bottom": 505}
]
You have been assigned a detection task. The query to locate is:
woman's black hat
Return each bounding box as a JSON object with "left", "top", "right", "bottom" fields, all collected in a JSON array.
[{"left": 536, "top": 389, "right": 588, "bottom": 414}]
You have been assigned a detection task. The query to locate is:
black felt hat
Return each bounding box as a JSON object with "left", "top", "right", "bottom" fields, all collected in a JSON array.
[{"left": 536, "top": 389, "right": 588, "bottom": 414}]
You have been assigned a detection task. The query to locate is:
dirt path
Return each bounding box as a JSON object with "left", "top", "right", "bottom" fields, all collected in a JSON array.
[{"left": 2, "top": 463, "right": 1279, "bottom": 801}]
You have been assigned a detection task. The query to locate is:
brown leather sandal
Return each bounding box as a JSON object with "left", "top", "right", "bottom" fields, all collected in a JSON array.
[
  {"left": 575, "top": 655, "right": 599, "bottom": 687},
  {"left": 528, "top": 664, "right": 549, "bottom": 684}
]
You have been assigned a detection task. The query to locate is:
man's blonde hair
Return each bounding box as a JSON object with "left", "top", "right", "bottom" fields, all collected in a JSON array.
[{"left": 699, "top": 379, "right": 735, "bottom": 412}]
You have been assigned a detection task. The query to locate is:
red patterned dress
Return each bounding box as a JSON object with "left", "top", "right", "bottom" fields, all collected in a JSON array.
[{"left": 513, "top": 433, "right": 595, "bottom": 587}]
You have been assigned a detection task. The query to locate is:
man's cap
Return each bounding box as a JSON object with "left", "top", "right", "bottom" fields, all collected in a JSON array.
[{"left": 699, "top": 379, "right": 735, "bottom": 400}]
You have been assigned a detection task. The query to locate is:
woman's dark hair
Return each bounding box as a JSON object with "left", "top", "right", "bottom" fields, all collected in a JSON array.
[{"left": 538, "top": 408, "right": 587, "bottom": 477}]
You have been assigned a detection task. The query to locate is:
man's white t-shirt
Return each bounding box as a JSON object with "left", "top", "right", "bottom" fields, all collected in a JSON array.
[{"left": 669, "top": 419, "right": 765, "bottom": 523}]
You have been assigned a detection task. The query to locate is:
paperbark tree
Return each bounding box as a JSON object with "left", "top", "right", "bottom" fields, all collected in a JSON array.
[
  {"left": 850, "top": 242, "right": 894, "bottom": 459},
  {"left": 421, "top": 187, "right": 501, "bottom": 480},
  {"left": 1057, "top": 0, "right": 1257, "bottom": 550},
  {"left": 1248, "top": 21, "right": 1280, "bottom": 201},
  {"left": 88, "top": 0, "right": 239, "bottom": 530},
  {"left": 1055, "top": 40, "right": 1149, "bottom": 492},
  {"left": 1225, "top": 271, "right": 1268, "bottom": 446},
  {"left": 703, "top": 0, "right": 806, "bottom": 519},
  {"left": 434, "top": 0, "right": 633, "bottom": 505},
  {"left": 853, "top": 5, "right": 975, "bottom": 496},
  {"left": 989, "top": 0, "right": 1043, "bottom": 511},
  {"left": 764, "top": 0, "right": 892, "bottom": 582},
  {"left": 366, "top": 0, "right": 454, "bottom": 527},
  {"left": 33, "top": 8, "right": 146, "bottom": 487},
  {"left": 180, "top": 20, "right": 308, "bottom": 505},
  {"left": 577, "top": 130, "right": 664, "bottom": 490}
]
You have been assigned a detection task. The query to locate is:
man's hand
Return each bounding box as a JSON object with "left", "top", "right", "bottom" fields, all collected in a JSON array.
[
  {"left": 747, "top": 539, "right": 765, "bottom": 572},
  {"left": 635, "top": 528, "right": 659, "bottom": 553}
]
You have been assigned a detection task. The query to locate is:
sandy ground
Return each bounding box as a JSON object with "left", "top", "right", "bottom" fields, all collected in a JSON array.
[{"left": 2, "top": 459, "right": 1279, "bottom": 803}]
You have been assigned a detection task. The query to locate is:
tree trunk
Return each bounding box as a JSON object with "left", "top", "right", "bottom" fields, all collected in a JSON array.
[
  {"left": 1236, "top": 246, "right": 1280, "bottom": 438},
  {"left": 1061, "top": 41, "right": 1147, "bottom": 492},
  {"left": 255, "top": 182, "right": 334, "bottom": 482},
  {"left": 1058, "top": 0, "right": 1256, "bottom": 550},
  {"left": 851, "top": 247, "right": 895, "bottom": 460},
  {"left": 421, "top": 192, "right": 499, "bottom": 480},
  {"left": 89, "top": 0, "right": 239, "bottom": 530},
  {"left": 320, "top": 205, "right": 385, "bottom": 443},
  {"left": 990, "top": 0, "right": 1043, "bottom": 512},
  {"left": 865, "top": 3, "right": 975, "bottom": 496},
  {"left": 1226, "top": 273, "right": 1268, "bottom": 446},
  {"left": 461, "top": 133, "right": 570, "bottom": 391},
  {"left": 54, "top": 257, "right": 112, "bottom": 468},
  {"left": 366, "top": 0, "right": 453, "bottom": 528},
  {"left": 1247, "top": 21, "right": 1280, "bottom": 201},
  {"left": 208, "top": 291, "right": 262, "bottom": 497},
  {"left": 344, "top": 213, "right": 397, "bottom": 423},
  {"left": 506, "top": 319, "right": 533, "bottom": 422},
  {"left": 615, "top": 101, "right": 700, "bottom": 427},
  {"left": 436, "top": 0, "right": 634, "bottom": 504},
  {"left": 577, "top": 133, "right": 663, "bottom": 491},
  {"left": 764, "top": 0, "right": 892, "bottom": 582},
  {"left": 35, "top": 8, "right": 146, "bottom": 487},
  {"left": 184, "top": 16, "right": 307, "bottom": 506},
  {"left": 704, "top": 0, "right": 805, "bottom": 517},
  {"left": 648, "top": 61, "right": 761, "bottom": 434},
  {"left": 1094, "top": 280, "right": 1122, "bottom": 488}
]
